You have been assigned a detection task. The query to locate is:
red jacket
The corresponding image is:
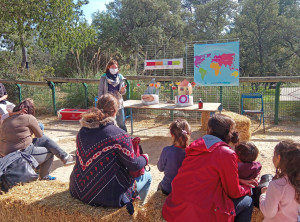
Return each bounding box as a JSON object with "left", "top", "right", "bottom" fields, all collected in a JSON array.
[{"left": 162, "top": 137, "right": 250, "bottom": 222}]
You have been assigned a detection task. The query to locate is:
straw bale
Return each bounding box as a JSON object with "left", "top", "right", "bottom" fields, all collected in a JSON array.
[
  {"left": 251, "top": 207, "right": 264, "bottom": 222},
  {"left": 136, "top": 191, "right": 262, "bottom": 222},
  {"left": 0, "top": 181, "right": 264, "bottom": 222},
  {"left": 222, "top": 111, "right": 251, "bottom": 142},
  {"left": 201, "top": 112, "right": 211, "bottom": 130},
  {"left": 136, "top": 191, "right": 166, "bottom": 222},
  {"left": 0, "top": 180, "right": 139, "bottom": 222}
]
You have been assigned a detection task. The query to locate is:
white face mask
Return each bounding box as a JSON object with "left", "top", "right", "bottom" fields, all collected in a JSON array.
[{"left": 109, "top": 68, "right": 118, "bottom": 75}]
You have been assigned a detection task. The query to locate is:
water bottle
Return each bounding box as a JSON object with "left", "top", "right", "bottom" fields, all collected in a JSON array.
[{"left": 198, "top": 98, "right": 203, "bottom": 109}]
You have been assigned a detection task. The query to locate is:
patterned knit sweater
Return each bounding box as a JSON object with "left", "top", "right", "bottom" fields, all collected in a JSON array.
[{"left": 69, "top": 117, "right": 147, "bottom": 208}]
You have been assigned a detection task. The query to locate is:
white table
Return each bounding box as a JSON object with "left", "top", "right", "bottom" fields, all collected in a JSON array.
[{"left": 124, "top": 100, "right": 222, "bottom": 134}]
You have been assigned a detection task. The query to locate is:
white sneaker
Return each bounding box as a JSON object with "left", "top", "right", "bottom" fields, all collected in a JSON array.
[{"left": 64, "top": 154, "right": 76, "bottom": 166}]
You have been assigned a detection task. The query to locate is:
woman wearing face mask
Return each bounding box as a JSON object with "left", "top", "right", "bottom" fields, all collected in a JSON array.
[{"left": 98, "top": 60, "right": 127, "bottom": 132}]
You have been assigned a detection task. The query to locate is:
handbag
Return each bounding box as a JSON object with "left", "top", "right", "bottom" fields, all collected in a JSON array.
[
  {"left": 252, "top": 174, "right": 273, "bottom": 208},
  {"left": 129, "top": 137, "right": 150, "bottom": 178},
  {"left": 0, "top": 151, "right": 39, "bottom": 192}
]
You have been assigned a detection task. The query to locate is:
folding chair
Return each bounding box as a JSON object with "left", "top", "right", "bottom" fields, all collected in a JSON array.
[
  {"left": 94, "top": 96, "right": 98, "bottom": 107},
  {"left": 241, "top": 93, "right": 265, "bottom": 132}
]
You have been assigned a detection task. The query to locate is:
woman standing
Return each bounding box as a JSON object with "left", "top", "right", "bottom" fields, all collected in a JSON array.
[
  {"left": 162, "top": 114, "right": 254, "bottom": 222},
  {"left": 98, "top": 60, "right": 127, "bottom": 132},
  {"left": 70, "top": 94, "right": 152, "bottom": 210}
]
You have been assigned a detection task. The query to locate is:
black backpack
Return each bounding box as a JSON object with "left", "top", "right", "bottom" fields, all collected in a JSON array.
[{"left": 0, "top": 152, "right": 39, "bottom": 192}]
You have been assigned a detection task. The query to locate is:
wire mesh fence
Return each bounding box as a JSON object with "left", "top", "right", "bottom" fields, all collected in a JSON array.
[
  {"left": 4, "top": 79, "right": 299, "bottom": 123},
  {"left": 2, "top": 42, "right": 299, "bottom": 123}
]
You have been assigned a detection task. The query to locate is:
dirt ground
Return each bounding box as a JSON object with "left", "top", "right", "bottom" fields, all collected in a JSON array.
[{"left": 39, "top": 115, "right": 300, "bottom": 200}]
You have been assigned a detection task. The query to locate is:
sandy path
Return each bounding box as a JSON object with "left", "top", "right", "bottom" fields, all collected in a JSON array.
[{"left": 39, "top": 116, "right": 300, "bottom": 198}]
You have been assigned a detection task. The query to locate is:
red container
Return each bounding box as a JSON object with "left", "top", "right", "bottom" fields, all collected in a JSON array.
[
  {"left": 57, "top": 109, "right": 89, "bottom": 121},
  {"left": 198, "top": 99, "right": 203, "bottom": 109}
]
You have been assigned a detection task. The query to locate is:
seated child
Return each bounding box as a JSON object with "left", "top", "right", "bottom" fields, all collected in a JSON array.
[
  {"left": 260, "top": 140, "right": 300, "bottom": 222},
  {"left": 157, "top": 119, "right": 191, "bottom": 195},
  {"left": 235, "top": 141, "right": 262, "bottom": 180}
]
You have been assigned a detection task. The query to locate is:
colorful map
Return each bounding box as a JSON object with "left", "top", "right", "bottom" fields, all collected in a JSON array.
[{"left": 194, "top": 42, "right": 239, "bottom": 86}]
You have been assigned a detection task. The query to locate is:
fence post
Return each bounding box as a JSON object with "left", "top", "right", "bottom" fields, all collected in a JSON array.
[
  {"left": 170, "top": 84, "right": 174, "bottom": 121},
  {"left": 16, "top": 84, "right": 22, "bottom": 103},
  {"left": 274, "top": 82, "right": 281, "bottom": 125},
  {"left": 125, "top": 79, "right": 130, "bottom": 99},
  {"left": 219, "top": 86, "right": 223, "bottom": 104},
  {"left": 48, "top": 81, "right": 57, "bottom": 115},
  {"left": 82, "top": 83, "right": 88, "bottom": 109},
  {"left": 125, "top": 79, "right": 131, "bottom": 118}
]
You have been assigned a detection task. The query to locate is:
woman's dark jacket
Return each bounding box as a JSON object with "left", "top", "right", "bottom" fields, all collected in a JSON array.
[{"left": 70, "top": 116, "right": 147, "bottom": 207}]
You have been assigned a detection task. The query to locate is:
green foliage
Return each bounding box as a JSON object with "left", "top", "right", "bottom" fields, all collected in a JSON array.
[
  {"left": 232, "top": 0, "right": 300, "bottom": 76},
  {"left": 0, "top": 0, "right": 89, "bottom": 70},
  {"left": 1, "top": 0, "right": 300, "bottom": 79},
  {"left": 193, "top": 0, "right": 238, "bottom": 40},
  {"left": 93, "top": 0, "right": 185, "bottom": 52}
]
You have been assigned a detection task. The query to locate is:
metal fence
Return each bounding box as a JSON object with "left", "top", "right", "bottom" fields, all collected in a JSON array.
[{"left": 1, "top": 77, "right": 299, "bottom": 124}]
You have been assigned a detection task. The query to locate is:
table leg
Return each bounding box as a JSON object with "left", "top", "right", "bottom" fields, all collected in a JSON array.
[
  {"left": 130, "top": 108, "right": 133, "bottom": 135},
  {"left": 201, "top": 112, "right": 210, "bottom": 131}
]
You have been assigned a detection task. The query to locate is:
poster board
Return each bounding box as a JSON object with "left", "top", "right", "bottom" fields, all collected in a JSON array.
[{"left": 194, "top": 41, "right": 239, "bottom": 86}]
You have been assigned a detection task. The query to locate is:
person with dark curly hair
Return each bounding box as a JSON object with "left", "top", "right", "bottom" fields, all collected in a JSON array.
[{"left": 0, "top": 98, "right": 75, "bottom": 180}]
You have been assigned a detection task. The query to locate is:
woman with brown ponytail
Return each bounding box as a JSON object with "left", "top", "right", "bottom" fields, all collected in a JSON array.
[
  {"left": 70, "top": 93, "right": 151, "bottom": 213},
  {"left": 163, "top": 114, "right": 254, "bottom": 222}
]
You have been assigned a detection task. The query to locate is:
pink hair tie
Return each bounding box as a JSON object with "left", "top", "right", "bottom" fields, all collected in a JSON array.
[{"left": 182, "top": 130, "right": 187, "bottom": 135}]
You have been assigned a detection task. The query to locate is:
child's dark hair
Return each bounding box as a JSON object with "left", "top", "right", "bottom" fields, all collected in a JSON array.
[
  {"left": 169, "top": 119, "right": 191, "bottom": 148},
  {"left": 274, "top": 140, "right": 300, "bottom": 204},
  {"left": 235, "top": 142, "right": 259, "bottom": 163},
  {"left": 207, "top": 114, "right": 239, "bottom": 144},
  {"left": 13, "top": 98, "right": 35, "bottom": 116}
]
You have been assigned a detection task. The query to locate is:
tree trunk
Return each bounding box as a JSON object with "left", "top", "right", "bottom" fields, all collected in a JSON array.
[{"left": 20, "top": 35, "right": 27, "bottom": 72}]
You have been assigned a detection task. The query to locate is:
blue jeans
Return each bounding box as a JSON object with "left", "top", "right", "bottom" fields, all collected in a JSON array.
[
  {"left": 116, "top": 108, "right": 127, "bottom": 132},
  {"left": 136, "top": 171, "right": 152, "bottom": 204},
  {"left": 232, "top": 195, "right": 253, "bottom": 222}
]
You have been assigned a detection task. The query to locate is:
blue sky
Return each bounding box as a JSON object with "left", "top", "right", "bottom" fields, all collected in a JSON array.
[{"left": 81, "top": 0, "right": 113, "bottom": 23}]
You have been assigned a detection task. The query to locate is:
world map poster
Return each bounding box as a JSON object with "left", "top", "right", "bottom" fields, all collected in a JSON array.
[{"left": 194, "top": 41, "right": 239, "bottom": 86}]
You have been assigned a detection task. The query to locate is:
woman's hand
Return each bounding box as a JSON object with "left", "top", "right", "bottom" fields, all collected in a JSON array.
[
  {"left": 120, "top": 86, "right": 126, "bottom": 94},
  {"left": 239, "top": 178, "right": 258, "bottom": 188},
  {"left": 9, "top": 108, "right": 27, "bottom": 117}
]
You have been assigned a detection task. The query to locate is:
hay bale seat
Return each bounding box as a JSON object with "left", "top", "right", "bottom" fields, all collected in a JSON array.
[
  {"left": 202, "top": 110, "right": 251, "bottom": 142},
  {"left": 0, "top": 181, "right": 139, "bottom": 222},
  {"left": 0, "top": 181, "right": 264, "bottom": 222},
  {"left": 222, "top": 111, "right": 251, "bottom": 142},
  {"left": 136, "top": 192, "right": 264, "bottom": 222}
]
